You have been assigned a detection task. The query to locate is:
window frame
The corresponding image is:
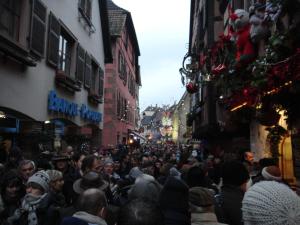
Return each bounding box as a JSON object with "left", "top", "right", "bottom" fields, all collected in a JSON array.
[{"left": 58, "top": 33, "right": 72, "bottom": 76}]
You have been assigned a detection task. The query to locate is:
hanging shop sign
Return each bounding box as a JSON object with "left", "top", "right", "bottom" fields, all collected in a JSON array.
[{"left": 48, "top": 90, "right": 102, "bottom": 123}]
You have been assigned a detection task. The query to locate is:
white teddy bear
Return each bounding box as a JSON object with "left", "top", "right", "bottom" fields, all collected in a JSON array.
[{"left": 249, "top": 3, "right": 270, "bottom": 43}]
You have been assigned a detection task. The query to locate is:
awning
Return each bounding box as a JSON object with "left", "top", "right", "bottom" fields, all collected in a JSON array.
[{"left": 130, "top": 131, "right": 146, "bottom": 141}]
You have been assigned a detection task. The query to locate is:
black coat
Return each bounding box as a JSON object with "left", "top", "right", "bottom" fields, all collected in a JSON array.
[
  {"left": 214, "top": 185, "right": 244, "bottom": 225},
  {"left": 5, "top": 195, "right": 61, "bottom": 225}
]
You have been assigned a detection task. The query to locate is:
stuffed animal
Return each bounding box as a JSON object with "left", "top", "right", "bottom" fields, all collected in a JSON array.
[
  {"left": 249, "top": 3, "right": 270, "bottom": 43},
  {"left": 264, "top": 0, "right": 282, "bottom": 23},
  {"left": 230, "top": 9, "right": 256, "bottom": 68}
]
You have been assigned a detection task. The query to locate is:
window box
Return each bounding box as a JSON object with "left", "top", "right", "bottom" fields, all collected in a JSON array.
[
  {"left": 55, "top": 70, "right": 81, "bottom": 92},
  {"left": 88, "top": 90, "right": 103, "bottom": 104}
]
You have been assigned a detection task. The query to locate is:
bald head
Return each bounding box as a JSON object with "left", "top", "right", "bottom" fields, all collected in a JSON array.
[{"left": 77, "top": 188, "right": 107, "bottom": 216}]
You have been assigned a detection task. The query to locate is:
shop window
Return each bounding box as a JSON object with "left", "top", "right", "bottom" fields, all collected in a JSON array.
[{"left": 0, "top": 0, "right": 21, "bottom": 42}]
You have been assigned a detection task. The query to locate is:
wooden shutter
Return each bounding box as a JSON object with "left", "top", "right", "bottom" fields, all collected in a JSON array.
[
  {"left": 79, "top": 0, "right": 86, "bottom": 10},
  {"left": 118, "top": 51, "right": 122, "bottom": 74},
  {"left": 30, "top": 0, "right": 47, "bottom": 57},
  {"left": 99, "top": 68, "right": 104, "bottom": 97},
  {"left": 47, "top": 13, "right": 60, "bottom": 68},
  {"left": 84, "top": 53, "right": 92, "bottom": 88},
  {"left": 76, "top": 44, "right": 85, "bottom": 83},
  {"left": 123, "top": 65, "right": 127, "bottom": 85},
  {"left": 116, "top": 91, "right": 120, "bottom": 117},
  {"left": 86, "top": 0, "right": 92, "bottom": 20}
]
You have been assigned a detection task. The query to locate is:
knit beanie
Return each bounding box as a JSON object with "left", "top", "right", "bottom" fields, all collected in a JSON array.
[
  {"left": 261, "top": 166, "right": 282, "bottom": 181},
  {"left": 242, "top": 181, "right": 300, "bottom": 225},
  {"left": 46, "top": 170, "right": 63, "bottom": 182},
  {"left": 189, "top": 187, "right": 214, "bottom": 207},
  {"left": 27, "top": 170, "right": 50, "bottom": 192},
  {"left": 221, "top": 161, "right": 249, "bottom": 186}
]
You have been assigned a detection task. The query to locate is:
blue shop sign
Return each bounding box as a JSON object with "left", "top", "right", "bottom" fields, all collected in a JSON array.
[{"left": 48, "top": 90, "right": 102, "bottom": 123}]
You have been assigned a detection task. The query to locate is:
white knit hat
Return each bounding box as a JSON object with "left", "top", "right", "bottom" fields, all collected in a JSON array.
[
  {"left": 46, "top": 170, "right": 63, "bottom": 182},
  {"left": 242, "top": 181, "right": 300, "bottom": 225}
]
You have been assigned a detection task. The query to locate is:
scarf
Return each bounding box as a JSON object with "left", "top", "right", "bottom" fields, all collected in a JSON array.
[
  {"left": 7, "top": 193, "right": 47, "bottom": 225},
  {"left": 73, "top": 211, "right": 107, "bottom": 225}
]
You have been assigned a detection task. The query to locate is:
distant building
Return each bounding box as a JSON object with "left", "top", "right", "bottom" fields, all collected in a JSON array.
[
  {"left": 141, "top": 105, "right": 176, "bottom": 144},
  {"left": 102, "top": 0, "right": 141, "bottom": 148},
  {"left": 0, "top": 0, "right": 112, "bottom": 156},
  {"left": 172, "top": 91, "right": 191, "bottom": 144}
]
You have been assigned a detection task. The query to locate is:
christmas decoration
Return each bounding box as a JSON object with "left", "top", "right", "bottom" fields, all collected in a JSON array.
[
  {"left": 266, "top": 125, "right": 288, "bottom": 159},
  {"left": 186, "top": 82, "right": 199, "bottom": 94},
  {"left": 230, "top": 9, "right": 256, "bottom": 68},
  {"left": 249, "top": 3, "right": 270, "bottom": 43}
]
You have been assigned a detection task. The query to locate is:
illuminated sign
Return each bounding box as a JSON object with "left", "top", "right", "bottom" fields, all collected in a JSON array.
[{"left": 48, "top": 90, "right": 102, "bottom": 123}]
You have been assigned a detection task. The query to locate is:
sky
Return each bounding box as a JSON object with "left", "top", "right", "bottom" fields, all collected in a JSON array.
[{"left": 112, "top": 0, "right": 191, "bottom": 111}]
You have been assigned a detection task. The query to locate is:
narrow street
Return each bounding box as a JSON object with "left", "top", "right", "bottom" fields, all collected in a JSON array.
[{"left": 0, "top": 1, "right": 300, "bottom": 225}]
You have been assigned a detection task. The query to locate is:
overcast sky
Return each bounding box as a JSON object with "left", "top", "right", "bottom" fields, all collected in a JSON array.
[{"left": 112, "top": 0, "right": 190, "bottom": 111}]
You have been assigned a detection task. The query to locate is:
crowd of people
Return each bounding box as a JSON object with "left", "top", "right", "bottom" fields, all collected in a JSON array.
[{"left": 0, "top": 141, "right": 299, "bottom": 225}]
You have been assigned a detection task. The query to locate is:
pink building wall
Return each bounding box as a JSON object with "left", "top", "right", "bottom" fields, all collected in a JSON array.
[{"left": 103, "top": 28, "right": 138, "bottom": 148}]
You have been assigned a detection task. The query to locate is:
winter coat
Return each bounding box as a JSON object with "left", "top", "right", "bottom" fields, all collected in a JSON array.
[
  {"left": 191, "top": 211, "right": 227, "bottom": 225},
  {"left": 214, "top": 185, "right": 244, "bottom": 225},
  {"left": 5, "top": 194, "right": 61, "bottom": 225},
  {"left": 61, "top": 211, "right": 107, "bottom": 225},
  {"left": 163, "top": 209, "right": 190, "bottom": 225},
  {"left": 62, "top": 166, "right": 80, "bottom": 205}
]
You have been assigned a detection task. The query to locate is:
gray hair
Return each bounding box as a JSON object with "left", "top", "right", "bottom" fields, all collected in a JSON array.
[{"left": 18, "top": 159, "right": 36, "bottom": 170}]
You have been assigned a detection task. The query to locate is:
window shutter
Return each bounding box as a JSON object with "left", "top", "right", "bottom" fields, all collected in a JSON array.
[
  {"left": 99, "top": 68, "right": 104, "bottom": 97},
  {"left": 86, "top": 0, "right": 92, "bottom": 19},
  {"left": 76, "top": 44, "right": 85, "bottom": 83},
  {"left": 79, "top": 0, "right": 86, "bottom": 10},
  {"left": 116, "top": 91, "right": 120, "bottom": 117},
  {"left": 118, "top": 52, "right": 122, "bottom": 74},
  {"left": 47, "top": 13, "right": 60, "bottom": 68},
  {"left": 30, "top": 0, "right": 47, "bottom": 57},
  {"left": 84, "top": 53, "right": 92, "bottom": 88},
  {"left": 123, "top": 65, "right": 127, "bottom": 85}
]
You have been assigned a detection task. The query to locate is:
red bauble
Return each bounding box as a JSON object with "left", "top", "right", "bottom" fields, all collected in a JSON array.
[
  {"left": 186, "top": 82, "right": 198, "bottom": 94},
  {"left": 243, "top": 88, "right": 249, "bottom": 96}
]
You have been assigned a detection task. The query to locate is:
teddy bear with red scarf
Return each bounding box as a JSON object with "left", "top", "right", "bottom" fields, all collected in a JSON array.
[{"left": 230, "top": 9, "right": 256, "bottom": 69}]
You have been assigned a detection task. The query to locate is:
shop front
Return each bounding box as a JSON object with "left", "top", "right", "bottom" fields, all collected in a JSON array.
[{"left": 0, "top": 89, "right": 103, "bottom": 158}]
